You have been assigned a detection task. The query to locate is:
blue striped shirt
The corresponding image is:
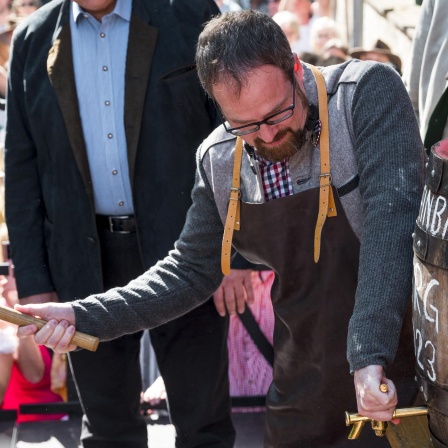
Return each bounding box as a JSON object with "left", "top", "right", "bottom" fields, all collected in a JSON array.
[{"left": 71, "top": 0, "right": 134, "bottom": 215}]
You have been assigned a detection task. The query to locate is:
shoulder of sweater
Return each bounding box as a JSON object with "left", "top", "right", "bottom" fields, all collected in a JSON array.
[
  {"left": 199, "top": 125, "right": 237, "bottom": 161},
  {"left": 301, "top": 59, "right": 387, "bottom": 104},
  {"left": 323, "top": 59, "right": 387, "bottom": 91}
]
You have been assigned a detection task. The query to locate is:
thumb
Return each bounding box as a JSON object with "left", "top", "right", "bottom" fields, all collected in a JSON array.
[
  {"left": 14, "top": 303, "right": 73, "bottom": 323},
  {"left": 15, "top": 303, "right": 47, "bottom": 318}
]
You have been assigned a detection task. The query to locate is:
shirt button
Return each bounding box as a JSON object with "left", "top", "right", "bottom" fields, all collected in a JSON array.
[
  {"left": 105, "top": 100, "right": 110, "bottom": 106},
  {"left": 108, "top": 133, "right": 113, "bottom": 139},
  {"left": 102, "top": 66, "right": 108, "bottom": 71},
  {"left": 100, "top": 32, "right": 106, "bottom": 38},
  {"left": 118, "top": 201, "right": 124, "bottom": 206},
  {"left": 112, "top": 170, "right": 118, "bottom": 175}
]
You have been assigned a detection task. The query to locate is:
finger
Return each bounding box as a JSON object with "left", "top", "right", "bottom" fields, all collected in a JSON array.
[
  {"left": 232, "top": 280, "right": 247, "bottom": 314},
  {"left": 34, "top": 319, "right": 59, "bottom": 346},
  {"left": 222, "top": 284, "right": 237, "bottom": 315},
  {"left": 16, "top": 324, "right": 38, "bottom": 338},
  {"left": 15, "top": 303, "right": 53, "bottom": 320},
  {"left": 235, "top": 294, "right": 246, "bottom": 314},
  {"left": 15, "top": 304, "right": 40, "bottom": 316},
  {"left": 33, "top": 319, "right": 77, "bottom": 353},
  {"left": 358, "top": 388, "right": 397, "bottom": 415},
  {"left": 15, "top": 303, "right": 75, "bottom": 325},
  {"left": 360, "top": 381, "right": 397, "bottom": 407},
  {"left": 53, "top": 325, "right": 77, "bottom": 353},
  {"left": 380, "top": 378, "right": 397, "bottom": 398},
  {"left": 213, "top": 290, "right": 226, "bottom": 317},
  {"left": 43, "top": 320, "right": 70, "bottom": 350},
  {"left": 359, "top": 391, "right": 397, "bottom": 411},
  {"left": 245, "top": 276, "right": 254, "bottom": 305}
]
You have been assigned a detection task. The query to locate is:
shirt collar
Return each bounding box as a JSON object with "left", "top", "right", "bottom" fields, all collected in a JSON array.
[{"left": 72, "top": 0, "right": 132, "bottom": 24}]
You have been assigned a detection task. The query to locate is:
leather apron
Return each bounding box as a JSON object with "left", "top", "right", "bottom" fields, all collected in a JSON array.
[
  {"left": 233, "top": 185, "right": 363, "bottom": 447},
  {"left": 233, "top": 176, "right": 417, "bottom": 447},
  {"left": 227, "top": 68, "right": 417, "bottom": 447}
]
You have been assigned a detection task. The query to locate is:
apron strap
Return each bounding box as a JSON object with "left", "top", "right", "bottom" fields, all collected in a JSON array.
[
  {"left": 237, "top": 305, "right": 274, "bottom": 366},
  {"left": 221, "top": 136, "right": 243, "bottom": 275},
  {"left": 309, "top": 64, "right": 337, "bottom": 263}
]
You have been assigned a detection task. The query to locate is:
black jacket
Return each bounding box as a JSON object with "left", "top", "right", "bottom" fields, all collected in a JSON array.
[{"left": 5, "top": 0, "right": 222, "bottom": 300}]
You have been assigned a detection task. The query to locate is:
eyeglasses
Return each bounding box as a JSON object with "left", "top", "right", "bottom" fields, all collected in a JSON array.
[
  {"left": 18, "top": 2, "right": 36, "bottom": 6},
  {"left": 222, "top": 73, "right": 296, "bottom": 137}
]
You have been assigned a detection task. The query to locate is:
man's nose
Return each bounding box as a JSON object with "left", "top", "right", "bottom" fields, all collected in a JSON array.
[{"left": 257, "top": 123, "right": 279, "bottom": 143}]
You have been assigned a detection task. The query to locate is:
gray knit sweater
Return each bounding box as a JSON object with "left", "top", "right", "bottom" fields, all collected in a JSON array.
[{"left": 72, "top": 60, "right": 425, "bottom": 372}]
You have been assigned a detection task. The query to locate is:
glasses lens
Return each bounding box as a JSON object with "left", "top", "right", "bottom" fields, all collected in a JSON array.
[
  {"left": 230, "top": 125, "right": 260, "bottom": 136},
  {"left": 224, "top": 121, "right": 259, "bottom": 136},
  {"left": 266, "top": 108, "right": 294, "bottom": 126}
]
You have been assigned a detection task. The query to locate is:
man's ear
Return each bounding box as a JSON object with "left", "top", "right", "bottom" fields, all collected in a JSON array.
[{"left": 293, "top": 53, "right": 303, "bottom": 82}]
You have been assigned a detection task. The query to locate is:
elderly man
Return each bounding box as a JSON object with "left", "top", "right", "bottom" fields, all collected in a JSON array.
[
  {"left": 16, "top": 10, "right": 424, "bottom": 447},
  {"left": 5, "top": 1, "right": 248, "bottom": 447}
]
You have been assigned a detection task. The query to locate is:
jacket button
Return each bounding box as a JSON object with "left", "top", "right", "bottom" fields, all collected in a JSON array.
[{"left": 88, "top": 237, "right": 96, "bottom": 244}]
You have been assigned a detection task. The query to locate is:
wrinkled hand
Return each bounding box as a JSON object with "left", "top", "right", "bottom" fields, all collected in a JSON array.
[
  {"left": 14, "top": 303, "right": 77, "bottom": 353},
  {"left": 213, "top": 269, "right": 254, "bottom": 316},
  {"left": 354, "top": 365, "right": 399, "bottom": 423}
]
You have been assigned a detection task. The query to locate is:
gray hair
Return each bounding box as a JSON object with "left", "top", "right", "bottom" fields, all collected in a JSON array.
[{"left": 196, "top": 10, "right": 294, "bottom": 99}]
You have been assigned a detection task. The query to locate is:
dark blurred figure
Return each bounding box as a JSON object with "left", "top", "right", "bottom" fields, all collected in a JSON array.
[
  {"left": 215, "top": 0, "right": 242, "bottom": 12},
  {"left": 11, "top": 0, "right": 42, "bottom": 17},
  {"left": 316, "top": 38, "right": 348, "bottom": 66},
  {"left": 349, "top": 39, "right": 402, "bottom": 75},
  {"left": 267, "top": 0, "right": 280, "bottom": 16}
]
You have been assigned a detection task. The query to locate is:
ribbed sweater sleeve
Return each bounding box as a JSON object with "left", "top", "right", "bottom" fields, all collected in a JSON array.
[
  {"left": 72, "top": 149, "right": 225, "bottom": 340},
  {"left": 347, "top": 63, "right": 425, "bottom": 372}
]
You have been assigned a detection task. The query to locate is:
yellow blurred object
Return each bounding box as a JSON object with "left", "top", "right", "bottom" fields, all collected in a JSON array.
[{"left": 50, "top": 352, "right": 68, "bottom": 401}]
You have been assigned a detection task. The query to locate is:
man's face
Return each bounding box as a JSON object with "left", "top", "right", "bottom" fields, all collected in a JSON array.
[
  {"left": 213, "top": 64, "right": 309, "bottom": 163},
  {"left": 73, "top": 0, "right": 116, "bottom": 20}
]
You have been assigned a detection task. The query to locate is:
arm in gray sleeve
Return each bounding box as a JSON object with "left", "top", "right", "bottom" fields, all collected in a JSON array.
[
  {"left": 347, "top": 63, "right": 426, "bottom": 372},
  {"left": 72, "top": 149, "right": 225, "bottom": 340}
]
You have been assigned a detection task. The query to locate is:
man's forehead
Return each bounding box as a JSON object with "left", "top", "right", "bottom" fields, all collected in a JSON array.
[
  {"left": 211, "top": 77, "right": 243, "bottom": 100},
  {"left": 212, "top": 65, "right": 288, "bottom": 99}
]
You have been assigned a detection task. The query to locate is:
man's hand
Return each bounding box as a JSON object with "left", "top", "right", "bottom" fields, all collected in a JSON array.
[
  {"left": 354, "top": 364, "right": 399, "bottom": 423},
  {"left": 213, "top": 269, "right": 254, "bottom": 316},
  {"left": 19, "top": 292, "right": 59, "bottom": 305},
  {"left": 14, "top": 303, "right": 77, "bottom": 353}
]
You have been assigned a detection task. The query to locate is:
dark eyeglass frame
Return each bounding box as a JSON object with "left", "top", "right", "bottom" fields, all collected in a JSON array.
[{"left": 221, "top": 72, "right": 296, "bottom": 137}]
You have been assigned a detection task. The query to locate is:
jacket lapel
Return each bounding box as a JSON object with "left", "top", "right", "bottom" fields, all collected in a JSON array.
[
  {"left": 47, "top": 21, "right": 94, "bottom": 206},
  {"left": 124, "top": 15, "right": 158, "bottom": 187}
]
